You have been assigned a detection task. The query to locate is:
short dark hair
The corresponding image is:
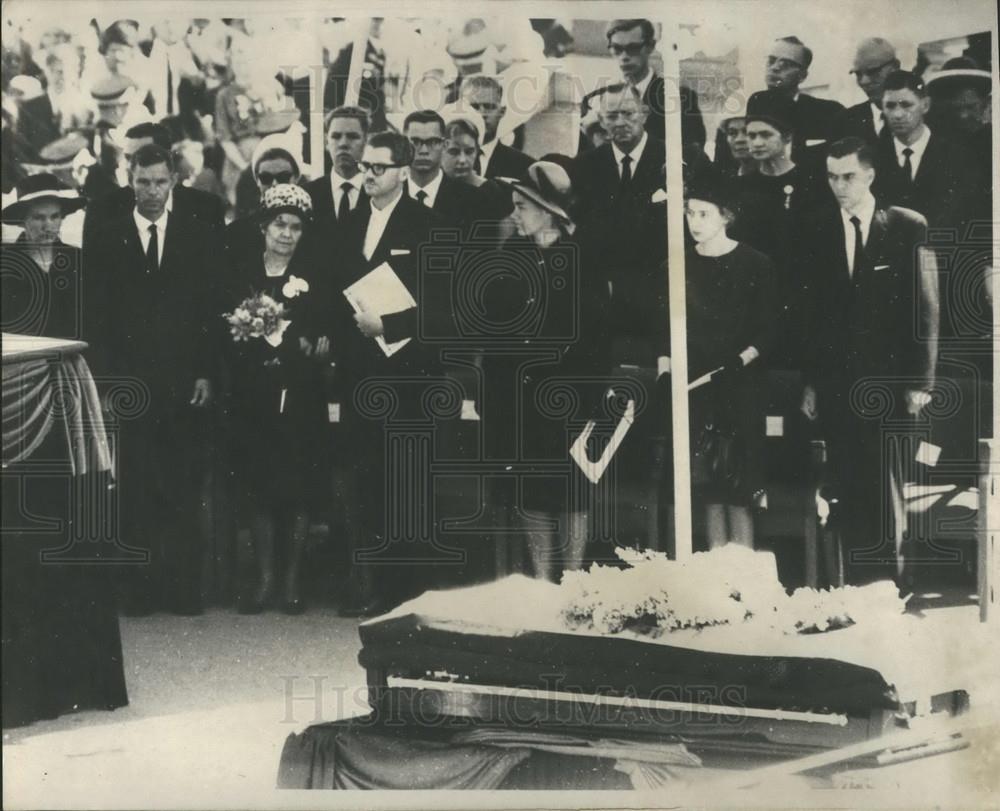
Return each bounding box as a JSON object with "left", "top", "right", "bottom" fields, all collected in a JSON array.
[
  {"left": 461, "top": 74, "right": 503, "bottom": 101},
  {"left": 883, "top": 70, "right": 927, "bottom": 97},
  {"left": 403, "top": 109, "right": 446, "bottom": 135},
  {"left": 99, "top": 20, "right": 139, "bottom": 55},
  {"left": 129, "top": 143, "right": 174, "bottom": 173},
  {"left": 445, "top": 118, "right": 480, "bottom": 143},
  {"left": 324, "top": 105, "right": 370, "bottom": 135},
  {"left": 606, "top": 19, "right": 655, "bottom": 46},
  {"left": 367, "top": 131, "right": 414, "bottom": 167},
  {"left": 125, "top": 122, "right": 171, "bottom": 149},
  {"left": 776, "top": 35, "right": 812, "bottom": 69},
  {"left": 827, "top": 136, "right": 876, "bottom": 168}
]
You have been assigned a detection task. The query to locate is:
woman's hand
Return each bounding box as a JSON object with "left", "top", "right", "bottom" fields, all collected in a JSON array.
[
  {"left": 800, "top": 385, "right": 819, "bottom": 421},
  {"left": 315, "top": 336, "right": 331, "bottom": 360},
  {"left": 355, "top": 310, "right": 384, "bottom": 338},
  {"left": 298, "top": 336, "right": 314, "bottom": 357}
]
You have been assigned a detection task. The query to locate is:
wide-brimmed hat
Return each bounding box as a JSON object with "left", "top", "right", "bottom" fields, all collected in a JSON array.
[
  {"left": 926, "top": 56, "right": 991, "bottom": 95},
  {"left": 253, "top": 108, "right": 301, "bottom": 137},
  {"left": 38, "top": 131, "right": 92, "bottom": 167},
  {"left": 496, "top": 161, "right": 575, "bottom": 231},
  {"left": 257, "top": 183, "right": 313, "bottom": 224},
  {"left": 90, "top": 74, "right": 135, "bottom": 104},
  {"left": 446, "top": 19, "right": 491, "bottom": 63},
  {"left": 745, "top": 89, "right": 796, "bottom": 135},
  {"left": 2, "top": 173, "right": 86, "bottom": 223}
]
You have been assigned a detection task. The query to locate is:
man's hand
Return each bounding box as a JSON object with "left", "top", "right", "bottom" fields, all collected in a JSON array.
[
  {"left": 298, "top": 336, "right": 314, "bottom": 357},
  {"left": 905, "top": 388, "right": 932, "bottom": 415},
  {"left": 315, "top": 336, "right": 331, "bottom": 360},
  {"left": 801, "top": 384, "right": 818, "bottom": 421},
  {"left": 190, "top": 378, "right": 212, "bottom": 407},
  {"left": 355, "top": 310, "right": 384, "bottom": 338}
]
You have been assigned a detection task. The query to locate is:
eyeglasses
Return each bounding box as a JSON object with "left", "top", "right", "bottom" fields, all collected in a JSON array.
[
  {"left": 850, "top": 59, "right": 896, "bottom": 80},
  {"left": 608, "top": 42, "right": 646, "bottom": 57},
  {"left": 766, "top": 55, "right": 803, "bottom": 71},
  {"left": 408, "top": 136, "right": 445, "bottom": 149},
  {"left": 599, "top": 109, "right": 642, "bottom": 121},
  {"left": 258, "top": 171, "right": 294, "bottom": 185},
  {"left": 358, "top": 161, "right": 404, "bottom": 177}
]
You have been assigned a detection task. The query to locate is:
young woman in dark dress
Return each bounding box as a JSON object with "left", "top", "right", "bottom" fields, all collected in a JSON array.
[
  {"left": 685, "top": 175, "right": 777, "bottom": 550},
  {"left": 1, "top": 173, "right": 86, "bottom": 339},
  {"left": 222, "top": 184, "right": 330, "bottom": 614},
  {"left": 487, "top": 162, "right": 611, "bottom": 581}
]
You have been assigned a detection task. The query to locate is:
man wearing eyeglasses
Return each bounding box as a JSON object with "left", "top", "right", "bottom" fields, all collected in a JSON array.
[
  {"left": 833, "top": 38, "right": 900, "bottom": 145},
  {"left": 402, "top": 109, "right": 484, "bottom": 230},
  {"left": 580, "top": 18, "right": 705, "bottom": 152},
  {"left": 763, "top": 36, "right": 845, "bottom": 163},
  {"left": 329, "top": 131, "right": 440, "bottom": 617}
]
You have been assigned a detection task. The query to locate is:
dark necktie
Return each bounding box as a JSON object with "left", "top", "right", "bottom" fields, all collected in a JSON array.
[
  {"left": 166, "top": 58, "right": 174, "bottom": 115},
  {"left": 620, "top": 154, "right": 633, "bottom": 187},
  {"left": 849, "top": 215, "right": 864, "bottom": 278},
  {"left": 901, "top": 147, "right": 914, "bottom": 183},
  {"left": 416, "top": 189, "right": 429, "bottom": 207},
  {"left": 146, "top": 224, "right": 159, "bottom": 273},
  {"left": 337, "top": 182, "right": 352, "bottom": 221}
]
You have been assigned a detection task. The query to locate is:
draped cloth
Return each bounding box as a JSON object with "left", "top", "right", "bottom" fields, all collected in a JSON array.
[{"left": 2, "top": 348, "right": 112, "bottom": 477}]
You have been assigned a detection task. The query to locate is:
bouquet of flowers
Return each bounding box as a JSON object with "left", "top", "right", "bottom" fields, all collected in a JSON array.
[{"left": 223, "top": 292, "right": 290, "bottom": 346}]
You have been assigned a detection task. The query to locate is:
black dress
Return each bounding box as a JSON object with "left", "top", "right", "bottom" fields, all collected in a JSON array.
[
  {"left": 222, "top": 252, "right": 329, "bottom": 514},
  {"left": 686, "top": 242, "right": 777, "bottom": 505},
  {"left": 1, "top": 235, "right": 82, "bottom": 339},
  {"left": 479, "top": 233, "right": 612, "bottom": 514}
]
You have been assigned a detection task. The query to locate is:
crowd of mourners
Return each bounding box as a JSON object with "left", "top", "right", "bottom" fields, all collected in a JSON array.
[{"left": 1, "top": 15, "right": 993, "bottom": 617}]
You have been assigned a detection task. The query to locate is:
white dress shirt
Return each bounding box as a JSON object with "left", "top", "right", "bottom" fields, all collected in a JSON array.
[
  {"left": 479, "top": 137, "right": 499, "bottom": 175},
  {"left": 330, "top": 170, "right": 364, "bottom": 216},
  {"left": 363, "top": 190, "right": 403, "bottom": 261},
  {"left": 893, "top": 125, "right": 931, "bottom": 179},
  {"left": 133, "top": 194, "right": 173, "bottom": 267},
  {"left": 408, "top": 170, "right": 444, "bottom": 208},
  {"left": 611, "top": 131, "right": 648, "bottom": 178},
  {"left": 840, "top": 192, "right": 877, "bottom": 277},
  {"left": 871, "top": 102, "right": 885, "bottom": 136},
  {"left": 631, "top": 68, "right": 654, "bottom": 101}
]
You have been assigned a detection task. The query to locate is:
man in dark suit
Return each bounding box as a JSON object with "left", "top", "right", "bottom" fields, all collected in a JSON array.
[
  {"left": 83, "top": 144, "right": 221, "bottom": 614},
  {"left": 800, "top": 137, "right": 939, "bottom": 585},
  {"left": 872, "top": 70, "right": 975, "bottom": 233},
  {"left": 305, "top": 105, "right": 369, "bottom": 221},
  {"left": 834, "top": 38, "right": 900, "bottom": 145},
  {"left": 324, "top": 132, "right": 442, "bottom": 616},
  {"left": 402, "top": 109, "right": 485, "bottom": 231},
  {"left": 581, "top": 18, "right": 705, "bottom": 151},
  {"left": 83, "top": 122, "right": 225, "bottom": 245},
  {"left": 458, "top": 75, "right": 533, "bottom": 180},
  {"left": 763, "top": 36, "right": 845, "bottom": 163}
]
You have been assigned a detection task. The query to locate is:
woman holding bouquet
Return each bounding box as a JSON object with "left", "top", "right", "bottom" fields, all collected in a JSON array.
[{"left": 223, "top": 184, "right": 330, "bottom": 614}]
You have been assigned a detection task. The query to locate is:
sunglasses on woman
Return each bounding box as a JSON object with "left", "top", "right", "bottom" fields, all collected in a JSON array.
[{"left": 258, "top": 171, "right": 295, "bottom": 185}]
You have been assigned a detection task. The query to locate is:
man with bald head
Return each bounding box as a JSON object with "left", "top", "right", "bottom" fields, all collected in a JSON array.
[
  {"left": 763, "top": 35, "right": 845, "bottom": 159},
  {"left": 834, "top": 38, "right": 901, "bottom": 144}
]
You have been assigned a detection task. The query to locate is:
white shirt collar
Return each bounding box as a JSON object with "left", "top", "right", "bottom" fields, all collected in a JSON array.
[
  {"left": 611, "top": 131, "right": 648, "bottom": 168},
  {"left": 840, "top": 191, "right": 877, "bottom": 229},
  {"left": 331, "top": 169, "right": 364, "bottom": 192},
  {"left": 408, "top": 170, "right": 444, "bottom": 207},
  {"left": 631, "top": 68, "right": 654, "bottom": 99},
  {"left": 133, "top": 205, "right": 169, "bottom": 234},
  {"left": 893, "top": 125, "right": 931, "bottom": 167},
  {"left": 871, "top": 102, "right": 884, "bottom": 133},
  {"left": 479, "top": 137, "right": 498, "bottom": 171}
]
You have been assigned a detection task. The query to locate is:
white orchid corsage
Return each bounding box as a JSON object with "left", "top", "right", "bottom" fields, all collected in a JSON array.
[
  {"left": 651, "top": 188, "right": 668, "bottom": 204},
  {"left": 782, "top": 184, "right": 794, "bottom": 210},
  {"left": 282, "top": 275, "right": 310, "bottom": 299}
]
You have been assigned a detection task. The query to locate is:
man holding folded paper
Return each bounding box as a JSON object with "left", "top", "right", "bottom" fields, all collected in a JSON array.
[{"left": 326, "top": 131, "right": 440, "bottom": 616}]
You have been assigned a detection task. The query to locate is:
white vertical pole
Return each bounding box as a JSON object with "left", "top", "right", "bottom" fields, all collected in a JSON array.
[
  {"left": 344, "top": 20, "right": 369, "bottom": 107},
  {"left": 662, "top": 24, "right": 693, "bottom": 560},
  {"left": 308, "top": 17, "right": 326, "bottom": 181}
]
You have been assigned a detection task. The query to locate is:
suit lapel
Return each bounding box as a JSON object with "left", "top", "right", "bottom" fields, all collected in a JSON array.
[
  {"left": 865, "top": 208, "right": 889, "bottom": 265},
  {"left": 912, "top": 132, "right": 939, "bottom": 188}
]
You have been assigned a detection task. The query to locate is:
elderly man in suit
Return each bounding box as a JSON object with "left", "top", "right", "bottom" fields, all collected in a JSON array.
[
  {"left": 458, "top": 74, "right": 534, "bottom": 180},
  {"left": 83, "top": 144, "right": 221, "bottom": 614},
  {"left": 872, "top": 70, "right": 975, "bottom": 233},
  {"left": 305, "top": 105, "right": 369, "bottom": 221},
  {"left": 800, "top": 137, "right": 939, "bottom": 585},
  {"left": 402, "top": 109, "right": 485, "bottom": 231},
  {"left": 834, "top": 38, "right": 900, "bottom": 145},
  {"left": 763, "top": 35, "right": 845, "bottom": 163}
]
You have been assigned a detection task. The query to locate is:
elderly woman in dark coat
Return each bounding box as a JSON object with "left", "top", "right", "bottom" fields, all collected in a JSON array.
[{"left": 222, "top": 183, "right": 331, "bottom": 614}]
